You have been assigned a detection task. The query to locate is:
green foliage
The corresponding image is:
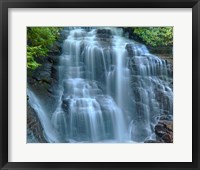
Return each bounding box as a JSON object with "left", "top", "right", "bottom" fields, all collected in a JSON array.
[
  {"left": 133, "top": 27, "right": 173, "bottom": 47},
  {"left": 27, "top": 27, "right": 62, "bottom": 70}
]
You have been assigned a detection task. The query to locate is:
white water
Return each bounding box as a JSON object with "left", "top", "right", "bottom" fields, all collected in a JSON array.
[
  {"left": 28, "top": 27, "right": 173, "bottom": 143},
  {"left": 27, "top": 89, "right": 60, "bottom": 142}
]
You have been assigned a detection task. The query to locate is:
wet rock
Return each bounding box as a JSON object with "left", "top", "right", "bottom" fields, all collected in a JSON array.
[
  {"left": 161, "top": 133, "right": 173, "bottom": 143},
  {"left": 28, "top": 80, "right": 58, "bottom": 116},
  {"left": 27, "top": 76, "right": 37, "bottom": 85},
  {"left": 27, "top": 102, "right": 47, "bottom": 143},
  {"left": 167, "top": 64, "right": 173, "bottom": 78},
  {"left": 48, "top": 55, "right": 60, "bottom": 65},
  {"left": 159, "top": 114, "right": 173, "bottom": 121},
  {"left": 48, "top": 42, "right": 62, "bottom": 55},
  {"left": 132, "top": 88, "right": 144, "bottom": 102},
  {"left": 126, "top": 43, "right": 148, "bottom": 57},
  {"left": 154, "top": 89, "right": 172, "bottom": 115},
  {"left": 96, "top": 29, "right": 112, "bottom": 39},
  {"left": 125, "top": 44, "right": 134, "bottom": 57},
  {"left": 155, "top": 120, "right": 173, "bottom": 143},
  {"left": 32, "top": 62, "right": 52, "bottom": 84},
  {"left": 27, "top": 29, "right": 65, "bottom": 143},
  {"left": 96, "top": 29, "right": 113, "bottom": 45},
  {"left": 51, "top": 66, "right": 58, "bottom": 80},
  {"left": 62, "top": 98, "right": 71, "bottom": 112}
]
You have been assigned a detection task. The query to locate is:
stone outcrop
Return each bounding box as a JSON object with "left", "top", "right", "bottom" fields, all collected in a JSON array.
[
  {"left": 27, "top": 102, "right": 47, "bottom": 143},
  {"left": 27, "top": 30, "right": 64, "bottom": 143},
  {"left": 155, "top": 120, "right": 173, "bottom": 143},
  {"left": 144, "top": 120, "right": 173, "bottom": 143}
]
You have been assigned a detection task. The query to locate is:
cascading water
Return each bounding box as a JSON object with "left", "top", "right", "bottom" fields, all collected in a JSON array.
[
  {"left": 27, "top": 89, "right": 60, "bottom": 142},
  {"left": 28, "top": 27, "right": 173, "bottom": 143}
]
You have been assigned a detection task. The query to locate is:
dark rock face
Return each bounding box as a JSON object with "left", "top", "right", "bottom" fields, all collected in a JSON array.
[
  {"left": 155, "top": 120, "right": 173, "bottom": 143},
  {"left": 96, "top": 29, "right": 112, "bottom": 39},
  {"left": 154, "top": 89, "right": 172, "bottom": 115},
  {"left": 32, "top": 62, "right": 53, "bottom": 84},
  {"left": 61, "top": 98, "right": 71, "bottom": 113},
  {"left": 125, "top": 43, "right": 148, "bottom": 57},
  {"left": 125, "top": 44, "right": 133, "bottom": 57},
  {"left": 27, "top": 31, "right": 64, "bottom": 143},
  {"left": 27, "top": 102, "right": 47, "bottom": 143},
  {"left": 48, "top": 42, "right": 62, "bottom": 55},
  {"left": 28, "top": 73, "right": 58, "bottom": 116},
  {"left": 144, "top": 120, "right": 173, "bottom": 143},
  {"left": 96, "top": 29, "right": 113, "bottom": 45},
  {"left": 27, "top": 48, "right": 61, "bottom": 116}
]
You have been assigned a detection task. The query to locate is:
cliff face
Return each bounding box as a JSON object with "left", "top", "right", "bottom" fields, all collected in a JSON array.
[
  {"left": 27, "top": 31, "right": 65, "bottom": 143},
  {"left": 144, "top": 119, "right": 173, "bottom": 143},
  {"left": 125, "top": 41, "right": 173, "bottom": 143},
  {"left": 27, "top": 102, "right": 47, "bottom": 143}
]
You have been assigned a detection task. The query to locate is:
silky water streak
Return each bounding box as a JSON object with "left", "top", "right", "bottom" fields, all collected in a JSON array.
[{"left": 27, "top": 27, "right": 173, "bottom": 143}]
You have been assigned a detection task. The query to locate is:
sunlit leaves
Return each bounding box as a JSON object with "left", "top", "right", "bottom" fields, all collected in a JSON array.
[
  {"left": 27, "top": 27, "right": 62, "bottom": 70},
  {"left": 133, "top": 27, "right": 173, "bottom": 47}
]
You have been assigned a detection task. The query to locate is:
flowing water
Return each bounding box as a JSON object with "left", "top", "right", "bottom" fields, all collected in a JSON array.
[{"left": 27, "top": 27, "right": 173, "bottom": 143}]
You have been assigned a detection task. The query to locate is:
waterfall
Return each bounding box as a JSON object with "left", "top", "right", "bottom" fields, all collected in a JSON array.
[
  {"left": 27, "top": 89, "right": 60, "bottom": 142},
  {"left": 28, "top": 27, "right": 173, "bottom": 143}
]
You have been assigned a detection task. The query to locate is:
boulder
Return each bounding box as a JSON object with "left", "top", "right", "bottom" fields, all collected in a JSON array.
[
  {"left": 126, "top": 43, "right": 149, "bottom": 57},
  {"left": 96, "top": 29, "right": 113, "bottom": 45},
  {"left": 155, "top": 120, "right": 173, "bottom": 143},
  {"left": 96, "top": 29, "right": 112, "bottom": 39},
  {"left": 125, "top": 44, "right": 134, "bottom": 57}
]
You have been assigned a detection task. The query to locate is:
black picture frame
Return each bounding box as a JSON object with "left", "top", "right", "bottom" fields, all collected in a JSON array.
[{"left": 0, "top": 0, "right": 199, "bottom": 169}]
